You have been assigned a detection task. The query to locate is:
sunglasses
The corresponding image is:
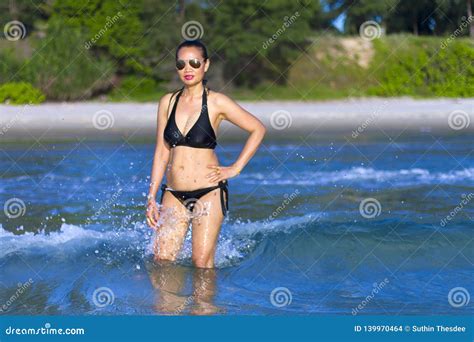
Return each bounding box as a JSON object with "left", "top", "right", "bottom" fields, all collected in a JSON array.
[{"left": 176, "top": 58, "right": 205, "bottom": 70}]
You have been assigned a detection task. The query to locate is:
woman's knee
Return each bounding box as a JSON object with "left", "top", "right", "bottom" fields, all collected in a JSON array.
[
  {"left": 192, "top": 254, "right": 214, "bottom": 268},
  {"left": 154, "top": 249, "right": 177, "bottom": 262},
  {"left": 153, "top": 235, "right": 180, "bottom": 262}
]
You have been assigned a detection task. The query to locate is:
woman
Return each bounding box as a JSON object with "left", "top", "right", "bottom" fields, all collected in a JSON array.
[{"left": 146, "top": 40, "right": 266, "bottom": 268}]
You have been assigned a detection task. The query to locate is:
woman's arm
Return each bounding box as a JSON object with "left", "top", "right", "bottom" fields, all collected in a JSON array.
[
  {"left": 207, "top": 93, "right": 266, "bottom": 182},
  {"left": 147, "top": 93, "right": 173, "bottom": 203}
]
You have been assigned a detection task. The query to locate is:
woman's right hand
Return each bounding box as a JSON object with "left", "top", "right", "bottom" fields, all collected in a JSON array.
[{"left": 146, "top": 200, "right": 160, "bottom": 229}]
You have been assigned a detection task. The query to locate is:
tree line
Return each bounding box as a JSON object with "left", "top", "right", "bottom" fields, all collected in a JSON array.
[{"left": 0, "top": 0, "right": 472, "bottom": 102}]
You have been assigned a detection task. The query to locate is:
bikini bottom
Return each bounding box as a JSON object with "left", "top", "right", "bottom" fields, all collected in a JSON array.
[{"left": 159, "top": 179, "right": 229, "bottom": 217}]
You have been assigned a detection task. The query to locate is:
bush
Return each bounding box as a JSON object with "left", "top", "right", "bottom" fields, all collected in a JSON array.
[
  {"left": 0, "top": 48, "right": 24, "bottom": 83},
  {"left": 0, "top": 82, "right": 46, "bottom": 104},
  {"left": 368, "top": 35, "right": 474, "bottom": 97},
  {"left": 108, "top": 76, "right": 165, "bottom": 102}
]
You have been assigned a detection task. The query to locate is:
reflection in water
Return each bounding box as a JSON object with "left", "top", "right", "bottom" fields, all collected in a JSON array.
[{"left": 146, "top": 260, "right": 223, "bottom": 315}]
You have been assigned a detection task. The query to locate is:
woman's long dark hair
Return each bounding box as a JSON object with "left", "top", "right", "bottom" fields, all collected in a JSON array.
[{"left": 167, "top": 39, "right": 210, "bottom": 114}]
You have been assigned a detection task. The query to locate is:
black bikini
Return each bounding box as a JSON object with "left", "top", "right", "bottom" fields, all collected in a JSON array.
[
  {"left": 164, "top": 86, "right": 217, "bottom": 149},
  {"left": 160, "top": 86, "right": 229, "bottom": 217},
  {"left": 159, "top": 180, "right": 229, "bottom": 217}
]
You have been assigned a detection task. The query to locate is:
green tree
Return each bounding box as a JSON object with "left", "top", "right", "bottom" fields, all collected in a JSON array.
[
  {"left": 325, "top": 0, "right": 396, "bottom": 33},
  {"left": 139, "top": 0, "right": 192, "bottom": 82},
  {"left": 26, "top": 19, "right": 115, "bottom": 101},
  {"left": 0, "top": 0, "right": 49, "bottom": 37},
  {"left": 434, "top": 0, "right": 473, "bottom": 36},
  {"left": 210, "top": 0, "right": 318, "bottom": 87},
  {"left": 50, "top": 0, "right": 145, "bottom": 73}
]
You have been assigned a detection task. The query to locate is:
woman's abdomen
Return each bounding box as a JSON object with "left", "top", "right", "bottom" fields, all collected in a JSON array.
[{"left": 165, "top": 147, "right": 220, "bottom": 190}]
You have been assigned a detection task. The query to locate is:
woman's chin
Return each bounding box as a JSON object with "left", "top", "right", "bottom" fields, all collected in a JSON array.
[{"left": 182, "top": 77, "right": 202, "bottom": 85}]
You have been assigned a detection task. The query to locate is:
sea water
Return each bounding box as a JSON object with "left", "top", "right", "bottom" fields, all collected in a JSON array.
[{"left": 0, "top": 132, "right": 472, "bottom": 315}]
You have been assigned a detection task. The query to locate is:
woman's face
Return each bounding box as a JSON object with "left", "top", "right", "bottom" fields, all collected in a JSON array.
[{"left": 176, "top": 46, "right": 209, "bottom": 86}]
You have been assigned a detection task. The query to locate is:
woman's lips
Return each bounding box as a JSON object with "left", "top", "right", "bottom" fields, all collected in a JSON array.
[{"left": 184, "top": 75, "right": 194, "bottom": 80}]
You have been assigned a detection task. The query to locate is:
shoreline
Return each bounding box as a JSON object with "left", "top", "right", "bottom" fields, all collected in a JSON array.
[{"left": 1, "top": 97, "right": 473, "bottom": 141}]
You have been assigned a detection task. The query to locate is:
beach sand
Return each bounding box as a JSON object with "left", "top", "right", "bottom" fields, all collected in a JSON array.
[{"left": 1, "top": 97, "right": 472, "bottom": 141}]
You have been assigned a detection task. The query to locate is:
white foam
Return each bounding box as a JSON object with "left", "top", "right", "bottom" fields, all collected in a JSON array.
[
  {"left": 241, "top": 167, "right": 474, "bottom": 186},
  {"left": 0, "top": 213, "right": 323, "bottom": 268},
  {"left": 0, "top": 223, "right": 141, "bottom": 258}
]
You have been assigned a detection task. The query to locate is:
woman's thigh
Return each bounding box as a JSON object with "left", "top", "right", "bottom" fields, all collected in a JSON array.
[
  {"left": 191, "top": 188, "right": 225, "bottom": 264},
  {"left": 154, "top": 190, "right": 191, "bottom": 260}
]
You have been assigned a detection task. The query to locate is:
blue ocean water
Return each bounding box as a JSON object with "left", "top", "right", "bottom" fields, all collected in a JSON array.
[{"left": 0, "top": 132, "right": 473, "bottom": 315}]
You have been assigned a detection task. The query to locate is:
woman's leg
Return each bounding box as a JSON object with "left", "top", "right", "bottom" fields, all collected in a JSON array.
[
  {"left": 154, "top": 190, "right": 191, "bottom": 262},
  {"left": 191, "top": 187, "right": 225, "bottom": 268},
  {"left": 148, "top": 261, "right": 190, "bottom": 314},
  {"left": 191, "top": 267, "right": 220, "bottom": 315}
]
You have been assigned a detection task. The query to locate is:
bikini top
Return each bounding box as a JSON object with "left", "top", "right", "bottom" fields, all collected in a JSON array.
[{"left": 163, "top": 87, "right": 217, "bottom": 149}]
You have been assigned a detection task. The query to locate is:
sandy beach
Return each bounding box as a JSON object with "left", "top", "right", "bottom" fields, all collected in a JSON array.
[{"left": 1, "top": 97, "right": 473, "bottom": 141}]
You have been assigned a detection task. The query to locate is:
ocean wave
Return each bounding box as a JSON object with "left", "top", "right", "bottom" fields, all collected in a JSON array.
[
  {"left": 241, "top": 167, "right": 474, "bottom": 186},
  {"left": 0, "top": 213, "right": 324, "bottom": 268},
  {"left": 0, "top": 224, "right": 135, "bottom": 258}
]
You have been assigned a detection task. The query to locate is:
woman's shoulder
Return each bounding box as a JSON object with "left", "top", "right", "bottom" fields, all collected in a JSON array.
[
  {"left": 158, "top": 90, "right": 182, "bottom": 108},
  {"left": 208, "top": 89, "right": 234, "bottom": 107},
  {"left": 159, "top": 91, "right": 178, "bottom": 103}
]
